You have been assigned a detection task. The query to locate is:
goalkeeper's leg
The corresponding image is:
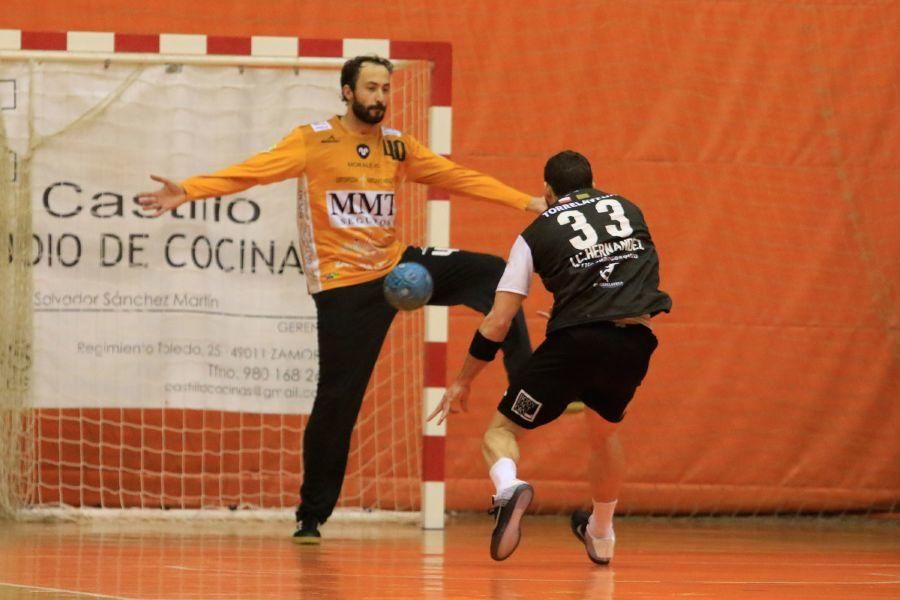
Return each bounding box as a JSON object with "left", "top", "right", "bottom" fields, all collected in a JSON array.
[
  {"left": 407, "top": 246, "right": 532, "bottom": 382},
  {"left": 294, "top": 278, "right": 396, "bottom": 539}
]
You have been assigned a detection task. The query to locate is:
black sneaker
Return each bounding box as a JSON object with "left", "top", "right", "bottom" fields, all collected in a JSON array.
[
  {"left": 292, "top": 518, "right": 321, "bottom": 545},
  {"left": 570, "top": 509, "right": 590, "bottom": 542},
  {"left": 570, "top": 510, "right": 614, "bottom": 565},
  {"left": 488, "top": 481, "right": 533, "bottom": 561}
]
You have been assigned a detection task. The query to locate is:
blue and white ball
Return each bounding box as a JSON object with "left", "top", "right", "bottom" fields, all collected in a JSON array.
[{"left": 383, "top": 262, "right": 434, "bottom": 311}]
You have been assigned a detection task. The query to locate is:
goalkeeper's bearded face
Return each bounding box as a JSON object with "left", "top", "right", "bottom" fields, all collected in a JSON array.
[{"left": 346, "top": 63, "right": 390, "bottom": 125}]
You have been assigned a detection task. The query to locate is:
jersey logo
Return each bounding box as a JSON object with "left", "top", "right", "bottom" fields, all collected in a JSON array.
[
  {"left": 383, "top": 139, "right": 407, "bottom": 161},
  {"left": 327, "top": 190, "right": 396, "bottom": 228},
  {"left": 310, "top": 121, "right": 332, "bottom": 132},
  {"left": 599, "top": 263, "right": 618, "bottom": 282},
  {"left": 510, "top": 390, "right": 542, "bottom": 423},
  {"left": 356, "top": 144, "right": 371, "bottom": 159},
  {"left": 381, "top": 126, "right": 402, "bottom": 136},
  {"left": 593, "top": 261, "right": 625, "bottom": 289},
  {"left": 320, "top": 134, "right": 339, "bottom": 144}
]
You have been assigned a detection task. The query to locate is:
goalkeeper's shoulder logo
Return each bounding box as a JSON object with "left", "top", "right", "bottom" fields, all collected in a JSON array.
[{"left": 310, "top": 121, "right": 333, "bottom": 132}]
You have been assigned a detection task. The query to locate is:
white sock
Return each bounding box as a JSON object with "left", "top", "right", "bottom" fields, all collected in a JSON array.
[
  {"left": 588, "top": 499, "right": 617, "bottom": 539},
  {"left": 489, "top": 457, "right": 518, "bottom": 495}
]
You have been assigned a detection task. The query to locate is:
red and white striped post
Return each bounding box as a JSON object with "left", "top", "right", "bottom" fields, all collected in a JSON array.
[
  {"left": 411, "top": 43, "right": 452, "bottom": 531},
  {"left": 422, "top": 204, "right": 449, "bottom": 529}
]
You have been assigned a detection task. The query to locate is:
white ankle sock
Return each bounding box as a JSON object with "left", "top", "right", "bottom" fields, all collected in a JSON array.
[
  {"left": 489, "top": 457, "right": 518, "bottom": 495},
  {"left": 588, "top": 499, "right": 617, "bottom": 539}
]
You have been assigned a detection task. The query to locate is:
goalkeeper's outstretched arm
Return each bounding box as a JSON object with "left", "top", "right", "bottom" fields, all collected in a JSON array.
[{"left": 136, "top": 174, "right": 188, "bottom": 217}]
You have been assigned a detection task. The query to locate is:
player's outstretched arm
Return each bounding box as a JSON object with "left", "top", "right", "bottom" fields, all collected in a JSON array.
[
  {"left": 428, "top": 379, "right": 472, "bottom": 426},
  {"left": 427, "top": 291, "right": 526, "bottom": 425},
  {"left": 137, "top": 175, "right": 188, "bottom": 217},
  {"left": 403, "top": 136, "right": 539, "bottom": 213},
  {"left": 139, "top": 127, "right": 309, "bottom": 217}
]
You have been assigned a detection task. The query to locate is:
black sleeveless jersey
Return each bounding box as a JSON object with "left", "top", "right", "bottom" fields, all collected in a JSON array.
[{"left": 520, "top": 187, "right": 672, "bottom": 333}]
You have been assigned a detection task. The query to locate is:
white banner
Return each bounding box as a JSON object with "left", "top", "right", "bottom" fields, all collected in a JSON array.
[{"left": 2, "top": 60, "right": 345, "bottom": 414}]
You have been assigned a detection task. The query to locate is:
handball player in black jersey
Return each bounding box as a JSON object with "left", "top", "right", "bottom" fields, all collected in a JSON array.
[{"left": 428, "top": 150, "right": 672, "bottom": 564}]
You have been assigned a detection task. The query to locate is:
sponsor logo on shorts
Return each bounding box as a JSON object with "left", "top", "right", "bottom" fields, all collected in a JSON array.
[
  {"left": 511, "top": 390, "right": 542, "bottom": 423},
  {"left": 420, "top": 247, "right": 459, "bottom": 257}
]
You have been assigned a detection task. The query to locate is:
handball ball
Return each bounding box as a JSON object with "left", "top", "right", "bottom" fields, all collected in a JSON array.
[{"left": 383, "top": 262, "right": 433, "bottom": 311}]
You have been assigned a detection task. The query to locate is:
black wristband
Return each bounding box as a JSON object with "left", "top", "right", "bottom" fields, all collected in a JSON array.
[{"left": 469, "top": 330, "right": 502, "bottom": 362}]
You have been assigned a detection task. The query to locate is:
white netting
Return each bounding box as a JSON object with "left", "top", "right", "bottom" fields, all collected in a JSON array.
[{"left": 0, "top": 74, "right": 34, "bottom": 518}]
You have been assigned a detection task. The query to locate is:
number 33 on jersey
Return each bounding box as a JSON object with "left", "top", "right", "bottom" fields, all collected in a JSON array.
[{"left": 497, "top": 188, "right": 672, "bottom": 333}]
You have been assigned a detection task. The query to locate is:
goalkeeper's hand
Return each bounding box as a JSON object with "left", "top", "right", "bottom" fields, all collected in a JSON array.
[
  {"left": 137, "top": 175, "right": 189, "bottom": 217},
  {"left": 526, "top": 196, "right": 548, "bottom": 213}
]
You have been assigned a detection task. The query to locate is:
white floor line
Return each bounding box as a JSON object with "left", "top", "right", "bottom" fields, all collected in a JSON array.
[
  {"left": 0, "top": 582, "right": 134, "bottom": 599},
  {"left": 163, "top": 564, "right": 659, "bottom": 584},
  {"left": 698, "top": 579, "right": 900, "bottom": 586}
]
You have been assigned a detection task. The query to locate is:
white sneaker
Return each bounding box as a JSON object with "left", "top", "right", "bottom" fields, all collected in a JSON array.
[
  {"left": 585, "top": 526, "right": 615, "bottom": 565},
  {"left": 488, "top": 480, "right": 533, "bottom": 561},
  {"left": 570, "top": 510, "right": 614, "bottom": 565}
]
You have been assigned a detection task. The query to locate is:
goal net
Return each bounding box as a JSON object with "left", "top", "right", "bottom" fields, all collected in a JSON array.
[{"left": 0, "top": 55, "right": 430, "bottom": 516}]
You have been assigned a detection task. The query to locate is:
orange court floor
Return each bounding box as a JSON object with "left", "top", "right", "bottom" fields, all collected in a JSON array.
[{"left": 1, "top": 513, "right": 898, "bottom": 599}]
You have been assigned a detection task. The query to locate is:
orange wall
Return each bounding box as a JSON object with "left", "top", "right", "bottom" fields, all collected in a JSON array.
[{"left": 5, "top": 0, "right": 899, "bottom": 513}]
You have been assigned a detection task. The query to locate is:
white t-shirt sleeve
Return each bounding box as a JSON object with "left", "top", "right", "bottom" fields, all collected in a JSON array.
[{"left": 496, "top": 235, "right": 533, "bottom": 296}]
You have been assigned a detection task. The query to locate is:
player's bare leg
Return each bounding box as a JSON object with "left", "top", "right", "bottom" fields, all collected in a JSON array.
[
  {"left": 482, "top": 412, "right": 523, "bottom": 465},
  {"left": 585, "top": 411, "right": 624, "bottom": 503},
  {"left": 482, "top": 413, "right": 532, "bottom": 561},
  {"left": 571, "top": 410, "right": 621, "bottom": 565}
]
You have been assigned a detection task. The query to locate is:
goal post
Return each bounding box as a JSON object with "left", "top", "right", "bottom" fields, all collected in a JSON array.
[{"left": 0, "top": 31, "right": 450, "bottom": 527}]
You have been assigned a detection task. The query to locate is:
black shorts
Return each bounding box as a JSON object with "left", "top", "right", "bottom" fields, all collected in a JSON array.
[{"left": 498, "top": 321, "right": 658, "bottom": 429}]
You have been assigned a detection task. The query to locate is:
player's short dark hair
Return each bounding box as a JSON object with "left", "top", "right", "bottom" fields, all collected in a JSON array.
[
  {"left": 340, "top": 55, "right": 394, "bottom": 103},
  {"left": 544, "top": 150, "right": 593, "bottom": 197}
]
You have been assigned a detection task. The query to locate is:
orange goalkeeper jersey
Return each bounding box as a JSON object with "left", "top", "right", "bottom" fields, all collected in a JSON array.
[{"left": 181, "top": 115, "right": 532, "bottom": 293}]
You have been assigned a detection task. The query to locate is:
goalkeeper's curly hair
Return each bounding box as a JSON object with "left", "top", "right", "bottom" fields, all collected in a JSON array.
[{"left": 340, "top": 55, "right": 394, "bottom": 103}]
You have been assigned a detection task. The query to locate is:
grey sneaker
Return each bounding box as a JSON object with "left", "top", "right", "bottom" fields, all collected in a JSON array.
[
  {"left": 570, "top": 510, "right": 614, "bottom": 565},
  {"left": 488, "top": 481, "right": 533, "bottom": 561}
]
